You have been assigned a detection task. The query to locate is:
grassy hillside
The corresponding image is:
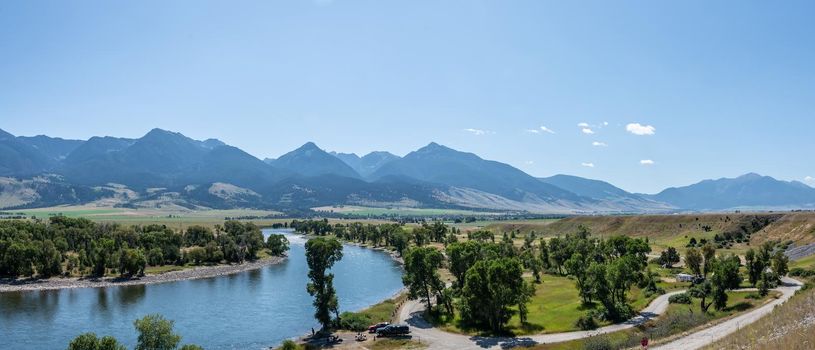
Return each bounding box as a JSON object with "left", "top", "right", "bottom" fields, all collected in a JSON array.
[
  {"left": 705, "top": 286, "right": 815, "bottom": 350},
  {"left": 485, "top": 212, "right": 815, "bottom": 253}
]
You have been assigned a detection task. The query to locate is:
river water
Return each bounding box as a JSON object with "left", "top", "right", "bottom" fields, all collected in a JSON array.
[{"left": 0, "top": 229, "right": 404, "bottom": 349}]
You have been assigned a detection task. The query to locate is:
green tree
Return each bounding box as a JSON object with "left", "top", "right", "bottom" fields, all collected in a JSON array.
[
  {"left": 710, "top": 254, "right": 742, "bottom": 311},
  {"left": 701, "top": 243, "right": 716, "bottom": 277},
  {"left": 36, "top": 240, "right": 63, "bottom": 277},
  {"left": 685, "top": 247, "right": 703, "bottom": 277},
  {"left": 658, "top": 247, "right": 680, "bottom": 267},
  {"left": 266, "top": 234, "right": 289, "bottom": 256},
  {"left": 745, "top": 248, "right": 761, "bottom": 286},
  {"left": 305, "top": 237, "right": 344, "bottom": 330},
  {"left": 772, "top": 251, "right": 789, "bottom": 279},
  {"left": 134, "top": 314, "right": 181, "bottom": 350},
  {"left": 390, "top": 230, "right": 409, "bottom": 257},
  {"left": 446, "top": 241, "right": 483, "bottom": 289},
  {"left": 179, "top": 345, "right": 204, "bottom": 350},
  {"left": 565, "top": 252, "right": 591, "bottom": 303},
  {"left": 402, "top": 246, "right": 445, "bottom": 313},
  {"left": 67, "top": 333, "right": 126, "bottom": 350},
  {"left": 460, "top": 257, "right": 529, "bottom": 332},
  {"left": 539, "top": 239, "right": 550, "bottom": 269},
  {"left": 689, "top": 280, "right": 713, "bottom": 312},
  {"left": 119, "top": 248, "right": 147, "bottom": 277}
]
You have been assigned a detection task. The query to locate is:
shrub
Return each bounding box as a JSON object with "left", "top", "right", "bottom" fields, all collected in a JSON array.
[
  {"left": 668, "top": 293, "right": 691, "bottom": 304},
  {"left": 338, "top": 312, "right": 372, "bottom": 332},
  {"left": 280, "top": 340, "right": 300, "bottom": 350},
  {"left": 583, "top": 335, "right": 613, "bottom": 350},
  {"left": 576, "top": 314, "right": 598, "bottom": 330}
]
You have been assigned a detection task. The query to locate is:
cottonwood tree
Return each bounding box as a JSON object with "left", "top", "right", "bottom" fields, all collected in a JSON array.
[
  {"left": 402, "top": 246, "right": 445, "bottom": 313},
  {"left": 305, "top": 237, "right": 344, "bottom": 330},
  {"left": 266, "top": 234, "right": 289, "bottom": 256},
  {"left": 701, "top": 243, "right": 716, "bottom": 277},
  {"left": 68, "top": 333, "right": 126, "bottom": 350},
  {"left": 685, "top": 247, "right": 703, "bottom": 277},
  {"left": 710, "top": 254, "right": 743, "bottom": 311},
  {"left": 134, "top": 314, "right": 181, "bottom": 350},
  {"left": 658, "top": 247, "right": 680, "bottom": 267},
  {"left": 459, "top": 257, "right": 530, "bottom": 332}
]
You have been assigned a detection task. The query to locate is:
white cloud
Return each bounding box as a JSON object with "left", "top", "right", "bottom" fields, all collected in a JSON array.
[
  {"left": 626, "top": 123, "right": 656, "bottom": 135},
  {"left": 540, "top": 126, "right": 555, "bottom": 134},
  {"left": 805, "top": 176, "right": 815, "bottom": 186},
  {"left": 592, "top": 141, "right": 607, "bottom": 147},
  {"left": 577, "top": 122, "right": 590, "bottom": 128},
  {"left": 581, "top": 162, "right": 595, "bottom": 168},
  {"left": 640, "top": 159, "right": 655, "bottom": 165},
  {"left": 581, "top": 128, "right": 595, "bottom": 134},
  {"left": 525, "top": 160, "right": 534, "bottom": 165},
  {"left": 603, "top": 121, "right": 609, "bottom": 126},
  {"left": 524, "top": 129, "right": 540, "bottom": 134},
  {"left": 463, "top": 128, "right": 489, "bottom": 136}
]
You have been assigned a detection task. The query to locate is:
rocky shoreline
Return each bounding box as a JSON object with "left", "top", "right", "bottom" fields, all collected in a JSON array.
[{"left": 0, "top": 255, "right": 286, "bottom": 293}]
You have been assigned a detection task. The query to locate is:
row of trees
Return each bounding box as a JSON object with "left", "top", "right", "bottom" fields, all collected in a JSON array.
[
  {"left": 291, "top": 219, "right": 459, "bottom": 257},
  {"left": 669, "top": 241, "right": 789, "bottom": 312},
  {"left": 67, "top": 314, "right": 202, "bottom": 350},
  {"left": 0, "top": 217, "right": 287, "bottom": 279}
]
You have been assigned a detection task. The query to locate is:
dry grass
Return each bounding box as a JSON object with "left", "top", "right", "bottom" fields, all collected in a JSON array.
[
  {"left": 485, "top": 213, "right": 815, "bottom": 253},
  {"left": 705, "top": 286, "right": 815, "bottom": 350}
]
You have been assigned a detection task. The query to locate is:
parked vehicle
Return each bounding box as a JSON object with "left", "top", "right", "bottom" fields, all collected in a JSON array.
[
  {"left": 368, "top": 322, "right": 389, "bottom": 333},
  {"left": 376, "top": 324, "right": 410, "bottom": 337}
]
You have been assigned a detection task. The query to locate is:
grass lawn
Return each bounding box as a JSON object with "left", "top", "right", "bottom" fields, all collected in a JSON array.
[
  {"left": 432, "top": 273, "right": 680, "bottom": 336},
  {"left": 528, "top": 290, "right": 780, "bottom": 350},
  {"left": 791, "top": 253, "right": 815, "bottom": 270}
]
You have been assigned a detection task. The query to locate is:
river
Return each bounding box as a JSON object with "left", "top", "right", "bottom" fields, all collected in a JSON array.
[{"left": 0, "top": 229, "right": 405, "bottom": 349}]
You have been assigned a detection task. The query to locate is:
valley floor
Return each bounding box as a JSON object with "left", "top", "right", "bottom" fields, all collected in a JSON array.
[{"left": 0, "top": 255, "right": 285, "bottom": 292}]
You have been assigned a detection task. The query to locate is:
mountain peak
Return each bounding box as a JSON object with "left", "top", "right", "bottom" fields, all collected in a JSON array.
[
  {"left": 298, "top": 142, "right": 321, "bottom": 151},
  {"left": 737, "top": 172, "right": 763, "bottom": 180},
  {"left": 0, "top": 128, "right": 14, "bottom": 140}
]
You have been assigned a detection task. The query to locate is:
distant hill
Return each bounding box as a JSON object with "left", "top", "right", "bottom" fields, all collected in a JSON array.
[
  {"left": 332, "top": 151, "right": 400, "bottom": 177},
  {"left": 370, "top": 142, "right": 594, "bottom": 211},
  {"left": 272, "top": 142, "right": 360, "bottom": 178},
  {"left": 651, "top": 173, "right": 815, "bottom": 210},
  {"left": 16, "top": 135, "right": 84, "bottom": 162},
  {"left": 540, "top": 174, "right": 673, "bottom": 211},
  {"left": 0, "top": 129, "right": 54, "bottom": 176}
]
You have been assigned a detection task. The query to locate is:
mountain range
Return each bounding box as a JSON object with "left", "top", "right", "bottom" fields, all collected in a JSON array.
[{"left": 1, "top": 128, "right": 813, "bottom": 213}]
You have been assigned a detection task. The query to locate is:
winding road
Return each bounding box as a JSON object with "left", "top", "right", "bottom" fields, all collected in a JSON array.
[{"left": 397, "top": 277, "right": 802, "bottom": 350}]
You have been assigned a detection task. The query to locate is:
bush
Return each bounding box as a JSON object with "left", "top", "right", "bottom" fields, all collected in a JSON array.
[
  {"left": 789, "top": 268, "right": 815, "bottom": 277},
  {"left": 338, "top": 312, "right": 372, "bottom": 332},
  {"left": 280, "top": 340, "right": 300, "bottom": 350},
  {"left": 669, "top": 293, "right": 691, "bottom": 304},
  {"left": 745, "top": 293, "right": 761, "bottom": 300},
  {"left": 576, "top": 314, "right": 598, "bottom": 330},
  {"left": 583, "top": 335, "right": 613, "bottom": 350}
]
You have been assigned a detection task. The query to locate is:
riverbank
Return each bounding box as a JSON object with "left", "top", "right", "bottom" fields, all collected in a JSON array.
[{"left": 0, "top": 255, "right": 286, "bottom": 293}]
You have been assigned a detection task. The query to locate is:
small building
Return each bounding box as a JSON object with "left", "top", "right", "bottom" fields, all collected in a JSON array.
[{"left": 676, "top": 273, "right": 695, "bottom": 282}]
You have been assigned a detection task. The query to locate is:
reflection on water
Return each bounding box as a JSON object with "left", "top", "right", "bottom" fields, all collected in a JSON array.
[{"left": 0, "top": 229, "right": 404, "bottom": 350}]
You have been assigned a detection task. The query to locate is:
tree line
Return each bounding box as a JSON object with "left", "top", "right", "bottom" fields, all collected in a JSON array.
[
  {"left": 66, "top": 313, "right": 202, "bottom": 350},
  {"left": 0, "top": 217, "right": 289, "bottom": 279}
]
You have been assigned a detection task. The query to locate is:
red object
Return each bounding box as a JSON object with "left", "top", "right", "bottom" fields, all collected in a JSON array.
[{"left": 641, "top": 337, "right": 649, "bottom": 347}]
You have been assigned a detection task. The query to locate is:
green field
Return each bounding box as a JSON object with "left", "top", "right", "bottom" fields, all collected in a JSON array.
[
  {"left": 312, "top": 205, "right": 501, "bottom": 217},
  {"left": 433, "top": 274, "right": 680, "bottom": 335},
  {"left": 8, "top": 206, "right": 286, "bottom": 229}
]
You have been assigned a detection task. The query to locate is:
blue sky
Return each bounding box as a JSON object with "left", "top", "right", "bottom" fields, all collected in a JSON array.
[{"left": 1, "top": 1, "right": 814, "bottom": 193}]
